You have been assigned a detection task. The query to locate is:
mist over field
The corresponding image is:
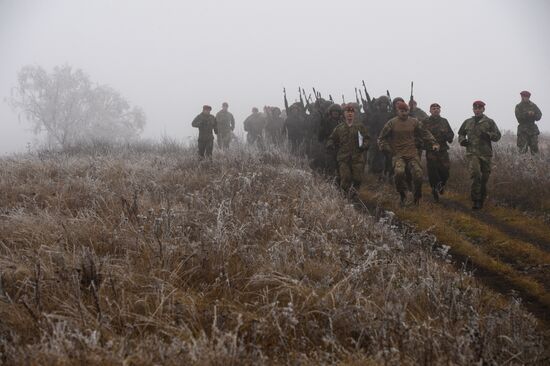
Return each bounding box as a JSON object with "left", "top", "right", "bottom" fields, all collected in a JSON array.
[{"left": 1, "top": 0, "right": 549, "bottom": 153}]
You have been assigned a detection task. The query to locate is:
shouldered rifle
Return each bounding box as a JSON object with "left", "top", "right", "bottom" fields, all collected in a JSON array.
[
  {"left": 283, "top": 87, "right": 289, "bottom": 113},
  {"left": 358, "top": 89, "right": 368, "bottom": 113},
  {"left": 355, "top": 88, "right": 360, "bottom": 105},
  {"left": 387, "top": 90, "right": 393, "bottom": 112},
  {"left": 361, "top": 80, "right": 372, "bottom": 104},
  {"left": 342, "top": 94, "right": 345, "bottom": 104},
  {"left": 312, "top": 87, "right": 319, "bottom": 101},
  {"left": 409, "top": 81, "right": 414, "bottom": 105},
  {"left": 299, "top": 87, "right": 305, "bottom": 109},
  {"left": 329, "top": 94, "right": 334, "bottom": 103},
  {"left": 301, "top": 87, "right": 311, "bottom": 110}
]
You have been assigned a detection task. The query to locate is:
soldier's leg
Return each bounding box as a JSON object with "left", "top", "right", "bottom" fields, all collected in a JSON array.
[
  {"left": 205, "top": 140, "right": 214, "bottom": 158},
  {"left": 198, "top": 140, "right": 206, "bottom": 158},
  {"left": 409, "top": 158, "right": 424, "bottom": 201},
  {"left": 338, "top": 161, "right": 352, "bottom": 192},
  {"left": 426, "top": 151, "right": 440, "bottom": 189},
  {"left": 517, "top": 132, "right": 528, "bottom": 154},
  {"left": 393, "top": 157, "right": 407, "bottom": 193},
  {"left": 479, "top": 156, "right": 492, "bottom": 204},
  {"left": 351, "top": 161, "right": 365, "bottom": 189},
  {"left": 467, "top": 155, "right": 482, "bottom": 202},
  {"left": 528, "top": 134, "right": 539, "bottom": 154},
  {"left": 439, "top": 151, "right": 451, "bottom": 188}
]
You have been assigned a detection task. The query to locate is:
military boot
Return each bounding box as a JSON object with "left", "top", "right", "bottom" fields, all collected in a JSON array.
[
  {"left": 432, "top": 187, "right": 439, "bottom": 203},
  {"left": 472, "top": 200, "right": 481, "bottom": 210},
  {"left": 399, "top": 192, "right": 407, "bottom": 207}
]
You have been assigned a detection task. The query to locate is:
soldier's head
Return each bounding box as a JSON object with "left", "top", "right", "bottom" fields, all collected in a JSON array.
[
  {"left": 472, "top": 100, "right": 485, "bottom": 116},
  {"left": 222, "top": 102, "right": 229, "bottom": 110},
  {"left": 272, "top": 107, "right": 281, "bottom": 116},
  {"left": 343, "top": 103, "right": 356, "bottom": 123},
  {"left": 252, "top": 107, "right": 259, "bottom": 114},
  {"left": 429, "top": 103, "right": 441, "bottom": 117},
  {"left": 395, "top": 101, "right": 409, "bottom": 119},
  {"left": 376, "top": 96, "right": 390, "bottom": 106},
  {"left": 392, "top": 97, "right": 405, "bottom": 110},
  {"left": 327, "top": 103, "right": 343, "bottom": 120},
  {"left": 202, "top": 105, "right": 212, "bottom": 115},
  {"left": 520, "top": 90, "right": 531, "bottom": 102}
]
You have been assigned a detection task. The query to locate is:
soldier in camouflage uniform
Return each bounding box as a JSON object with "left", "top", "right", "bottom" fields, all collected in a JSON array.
[
  {"left": 264, "top": 107, "right": 285, "bottom": 145},
  {"left": 243, "top": 107, "right": 266, "bottom": 146},
  {"left": 191, "top": 105, "right": 217, "bottom": 159},
  {"left": 215, "top": 102, "right": 235, "bottom": 149},
  {"left": 378, "top": 101, "right": 439, "bottom": 206},
  {"left": 284, "top": 103, "right": 308, "bottom": 154},
  {"left": 365, "top": 96, "right": 392, "bottom": 175},
  {"left": 422, "top": 103, "right": 454, "bottom": 202},
  {"left": 458, "top": 100, "right": 501, "bottom": 210},
  {"left": 515, "top": 91, "right": 542, "bottom": 154},
  {"left": 326, "top": 104, "right": 369, "bottom": 192},
  {"left": 316, "top": 103, "right": 343, "bottom": 177},
  {"left": 409, "top": 99, "right": 429, "bottom": 121}
]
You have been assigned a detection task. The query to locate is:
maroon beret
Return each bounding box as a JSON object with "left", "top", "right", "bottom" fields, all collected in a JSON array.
[
  {"left": 430, "top": 103, "right": 441, "bottom": 109},
  {"left": 396, "top": 101, "right": 410, "bottom": 111},
  {"left": 473, "top": 100, "right": 486, "bottom": 108},
  {"left": 520, "top": 91, "right": 531, "bottom": 97}
]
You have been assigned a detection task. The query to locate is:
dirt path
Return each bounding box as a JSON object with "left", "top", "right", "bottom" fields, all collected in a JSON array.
[{"left": 357, "top": 179, "right": 550, "bottom": 331}]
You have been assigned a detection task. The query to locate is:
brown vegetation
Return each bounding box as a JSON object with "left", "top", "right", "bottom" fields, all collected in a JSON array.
[{"left": 0, "top": 140, "right": 546, "bottom": 364}]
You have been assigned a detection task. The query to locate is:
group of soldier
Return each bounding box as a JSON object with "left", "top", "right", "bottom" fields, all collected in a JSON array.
[{"left": 191, "top": 88, "right": 542, "bottom": 210}]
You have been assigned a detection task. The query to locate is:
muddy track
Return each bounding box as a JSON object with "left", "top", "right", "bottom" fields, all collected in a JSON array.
[
  {"left": 439, "top": 197, "right": 550, "bottom": 252},
  {"left": 353, "top": 191, "right": 550, "bottom": 331}
]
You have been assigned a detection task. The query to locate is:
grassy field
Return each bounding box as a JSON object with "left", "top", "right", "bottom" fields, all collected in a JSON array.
[{"left": 0, "top": 140, "right": 547, "bottom": 365}]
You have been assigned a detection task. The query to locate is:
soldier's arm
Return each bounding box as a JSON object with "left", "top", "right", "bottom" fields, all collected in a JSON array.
[
  {"left": 360, "top": 125, "right": 370, "bottom": 150},
  {"left": 514, "top": 105, "right": 522, "bottom": 123},
  {"left": 377, "top": 120, "right": 393, "bottom": 152},
  {"left": 230, "top": 113, "right": 235, "bottom": 130},
  {"left": 416, "top": 120, "right": 438, "bottom": 149},
  {"left": 457, "top": 121, "right": 469, "bottom": 145},
  {"left": 487, "top": 120, "right": 502, "bottom": 142},
  {"left": 326, "top": 128, "right": 339, "bottom": 151},
  {"left": 191, "top": 115, "right": 201, "bottom": 128},
  {"left": 444, "top": 119, "right": 455, "bottom": 143}
]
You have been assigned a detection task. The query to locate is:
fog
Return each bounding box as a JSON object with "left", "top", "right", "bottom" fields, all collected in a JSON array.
[{"left": 1, "top": 0, "right": 549, "bottom": 154}]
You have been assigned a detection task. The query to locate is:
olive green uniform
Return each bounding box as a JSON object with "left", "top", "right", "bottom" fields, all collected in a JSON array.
[
  {"left": 326, "top": 121, "right": 369, "bottom": 191},
  {"left": 422, "top": 116, "right": 454, "bottom": 191},
  {"left": 378, "top": 117, "right": 436, "bottom": 200},
  {"left": 458, "top": 115, "right": 501, "bottom": 203},
  {"left": 215, "top": 109, "right": 235, "bottom": 149},
  {"left": 243, "top": 112, "right": 266, "bottom": 145},
  {"left": 515, "top": 101, "right": 542, "bottom": 154},
  {"left": 192, "top": 112, "right": 217, "bottom": 158}
]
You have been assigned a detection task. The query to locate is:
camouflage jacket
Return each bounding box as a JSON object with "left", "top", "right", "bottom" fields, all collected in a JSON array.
[
  {"left": 458, "top": 115, "right": 501, "bottom": 157},
  {"left": 326, "top": 121, "right": 369, "bottom": 163},
  {"left": 378, "top": 117, "right": 436, "bottom": 159},
  {"left": 515, "top": 101, "right": 542, "bottom": 136},
  {"left": 318, "top": 116, "right": 341, "bottom": 143},
  {"left": 422, "top": 116, "right": 454, "bottom": 151},
  {"left": 243, "top": 113, "right": 266, "bottom": 136},
  {"left": 215, "top": 110, "right": 235, "bottom": 134},
  {"left": 192, "top": 113, "right": 217, "bottom": 141}
]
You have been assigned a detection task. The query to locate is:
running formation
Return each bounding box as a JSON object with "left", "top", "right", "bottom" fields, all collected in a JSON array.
[{"left": 192, "top": 89, "right": 543, "bottom": 210}]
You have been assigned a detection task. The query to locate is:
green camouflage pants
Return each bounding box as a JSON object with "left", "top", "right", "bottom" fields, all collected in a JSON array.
[
  {"left": 393, "top": 156, "right": 423, "bottom": 198},
  {"left": 467, "top": 154, "right": 491, "bottom": 202},
  {"left": 217, "top": 132, "right": 232, "bottom": 149},
  {"left": 338, "top": 159, "right": 365, "bottom": 191},
  {"left": 426, "top": 150, "right": 450, "bottom": 189},
  {"left": 198, "top": 139, "right": 213, "bottom": 158},
  {"left": 517, "top": 133, "right": 539, "bottom": 154}
]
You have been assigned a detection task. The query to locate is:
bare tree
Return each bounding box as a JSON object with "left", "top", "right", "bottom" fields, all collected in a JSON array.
[{"left": 10, "top": 65, "right": 145, "bottom": 147}]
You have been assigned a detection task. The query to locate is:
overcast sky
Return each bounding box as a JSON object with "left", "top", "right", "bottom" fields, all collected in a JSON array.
[{"left": 1, "top": 0, "right": 549, "bottom": 154}]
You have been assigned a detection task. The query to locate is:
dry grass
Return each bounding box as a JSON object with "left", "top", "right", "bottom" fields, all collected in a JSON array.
[{"left": 0, "top": 140, "right": 546, "bottom": 365}]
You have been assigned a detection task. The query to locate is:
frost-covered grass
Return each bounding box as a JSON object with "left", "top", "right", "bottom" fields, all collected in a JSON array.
[{"left": 0, "top": 140, "right": 545, "bottom": 364}]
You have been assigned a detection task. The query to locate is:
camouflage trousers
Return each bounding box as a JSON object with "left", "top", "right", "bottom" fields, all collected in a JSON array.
[
  {"left": 393, "top": 156, "right": 423, "bottom": 198},
  {"left": 217, "top": 132, "right": 232, "bottom": 149},
  {"left": 517, "top": 132, "right": 539, "bottom": 154},
  {"left": 338, "top": 159, "right": 365, "bottom": 192},
  {"left": 198, "top": 139, "right": 214, "bottom": 158},
  {"left": 426, "top": 150, "right": 450, "bottom": 189},
  {"left": 467, "top": 154, "right": 491, "bottom": 202}
]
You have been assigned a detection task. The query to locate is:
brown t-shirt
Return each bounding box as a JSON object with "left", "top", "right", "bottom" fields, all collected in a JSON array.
[{"left": 378, "top": 117, "right": 436, "bottom": 159}]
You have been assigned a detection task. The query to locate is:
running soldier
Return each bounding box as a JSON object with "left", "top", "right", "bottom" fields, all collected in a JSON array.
[
  {"left": 378, "top": 101, "right": 439, "bottom": 206},
  {"left": 458, "top": 101, "right": 502, "bottom": 210},
  {"left": 422, "top": 103, "right": 454, "bottom": 202},
  {"left": 326, "top": 104, "right": 369, "bottom": 193},
  {"left": 215, "top": 102, "right": 235, "bottom": 149},
  {"left": 243, "top": 107, "right": 266, "bottom": 146},
  {"left": 191, "top": 105, "right": 217, "bottom": 159},
  {"left": 515, "top": 91, "right": 542, "bottom": 154}
]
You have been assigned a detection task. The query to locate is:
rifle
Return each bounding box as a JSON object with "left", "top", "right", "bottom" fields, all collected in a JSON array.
[
  {"left": 361, "top": 80, "right": 372, "bottom": 104},
  {"left": 283, "top": 87, "right": 289, "bottom": 113},
  {"left": 358, "top": 89, "right": 368, "bottom": 113},
  {"left": 354, "top": 88, "right": 360, "bottom": 105},
  {"left": 409, "top": 81, "right": 415, "bottom": 108},
  {"left": 312, "top": 88, "right": 319, "bottom": 101},
  {"left": 387, "top": 90, "right": 393, "bottom": 113},
  {"left": 342, "top": 94, "right": 345, "bottom": 104},
  {"left": 329, "top": 94, "right": 334, "bottom": 103},
  {"left": 298, "top": 87, "right": 305, "bottom": 109},
  {"left": 301, "top": 87, "right": 311, "bottom": 110}
]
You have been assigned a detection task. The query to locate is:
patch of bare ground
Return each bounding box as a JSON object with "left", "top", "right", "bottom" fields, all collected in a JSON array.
[{"left": 0, "top": 140, "right": 546, "bottom": 365}]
